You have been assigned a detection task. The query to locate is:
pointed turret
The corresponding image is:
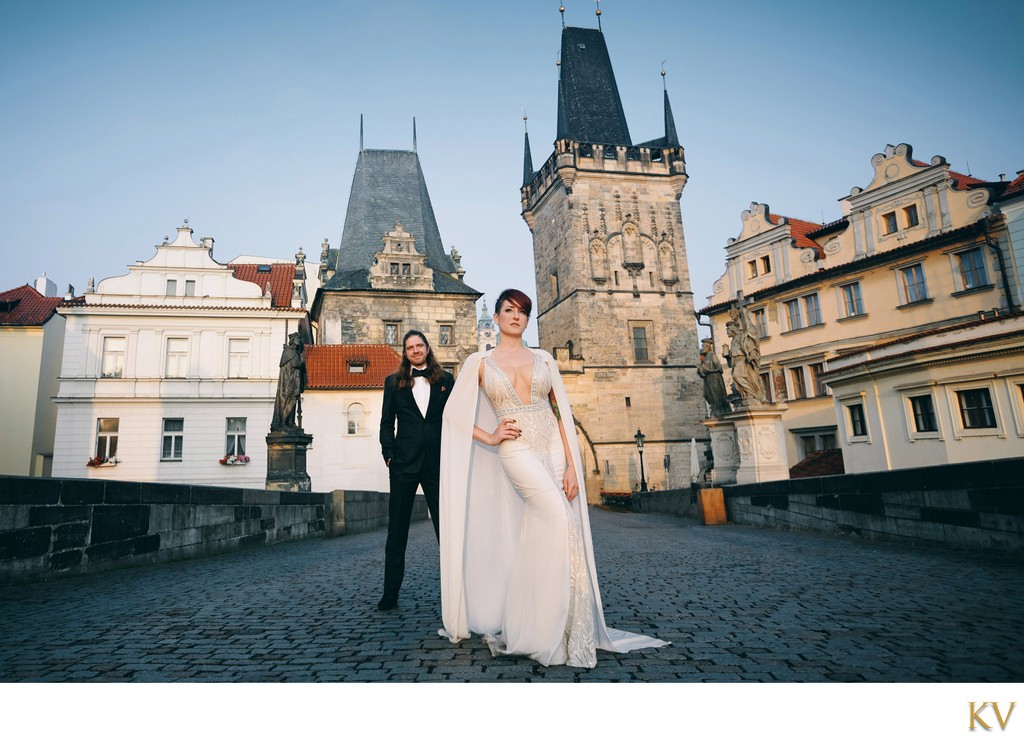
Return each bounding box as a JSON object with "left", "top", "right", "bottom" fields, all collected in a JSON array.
[
  {"left": 555, "top": 26, "right": 630, "bottom": 145},
  {"left": 522, "top": 111, "right": 534, "bottom": 186},
  {"left": 663, "top": 89, "right": 679, "bottom": 147}
]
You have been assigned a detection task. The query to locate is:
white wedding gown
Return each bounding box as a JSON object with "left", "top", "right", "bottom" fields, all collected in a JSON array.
[{"left": 439, "top": 349, "right": 668, "bottom": 667}]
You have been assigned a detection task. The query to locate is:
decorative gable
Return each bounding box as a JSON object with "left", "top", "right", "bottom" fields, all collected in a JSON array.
[{"left": 369, "top": 222, "right": 434, "bottom": 291}]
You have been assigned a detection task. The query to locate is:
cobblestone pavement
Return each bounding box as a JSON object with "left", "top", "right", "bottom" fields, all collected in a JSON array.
[{"left": 1, "top": 509, "right": 1021, "bottom": 682}]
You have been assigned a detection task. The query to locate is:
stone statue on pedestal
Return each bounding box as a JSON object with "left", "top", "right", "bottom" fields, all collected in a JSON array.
[
  {"left": 725, "top": 304, "right": 765, "bottom": 406},
  {"left": 271, "top": 332, "right": 306, "bottom": 432}
]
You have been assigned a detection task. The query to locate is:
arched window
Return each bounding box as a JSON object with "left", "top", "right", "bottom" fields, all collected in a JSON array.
[{"left": 346, "top": 403, "right": 365, "bottom": 435}]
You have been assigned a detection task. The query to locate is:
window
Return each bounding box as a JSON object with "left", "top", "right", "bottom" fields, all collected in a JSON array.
[
  {"left": 883, "top": 212, "right": 898, "bottom": 234},
  {"left": 796, "top": 430, "right": 838, "bottom": 458},
  {"left": 384, "top": 323, "right": 398, "bottom": 345},
  {"left": 166, "top": 279, "right": 177, "bottom": 295},
  {"left": 752, "top": 308, "right": 768, "bottom": 338},
  {"left": 957, "top": 388, "right": 996, "bottom": 429},
  {"left": 225, "top": 417, "right": 246, "bottom": 456},
  {"left": 759, "top": 372, "right": 773, "bottom": 403},
  {"left": 439, "top": 324, "right": 453, "bottom": 346},
  {"left": 803, "top": 293, "right": 822, "bottom": 326},
  {"left": 184, "top": 279, "right": 196, "bottom": 297},
  {"left": 789, "top": 367, "right": 807, "bottom": 400},
  {"left": 165, "top": 338, "right": 188, "bottom": 378},
  {"left": 95, "top": 418, "right": 119, "bottom": 460},
  {"left": 840, "top": 282, "right": 864, "bottom": 317},
  {"left": 847, "top": 403, "right": 867, "bottom": 437},
  {"left": 955, "top": 248, "right": 989, "bottom": 291},
  {"left": 389, "top": 263, "right": 399, "bottom": 275},
  {"left": 810, "top": 363, "right": 829, "bottom": 397},
  {"left": 401, "top": 263, "right": 411, "bottom": 276},
  {"left": 631, "top": 325, "right": 650, "bottom": 362},
  {"left": 101, "top": 337, "right": 125, "bottom": 378},
  {"left": 346, "top": 403, "right": 365, "bottom": 435},
  {"left": 747, "top": 255, "right": 771, "bottom": 278},
  {"left": 161, "top": 418, "right": 184, "bottom": 461},
  {"left": 747, "top": 260, "right": 758, "bottom": 279},
  {"left": 551, "top": 273, "right": 559, "bottom": 298},
  {"left": 348, "top": 361, "right": 365, "bottom": 374},
  {"left": 761, "top": 255, "right": 772, "bottom": 274},
  {"left": 785, "top": 298, "right": 803, "bottom": 331},
  {"left": 909, "top": 395, "right": 938, "bottom": 433},
  {"left": 900, "top": 264, "right": 928, "bottom": 304},
  {"left": 904, "top": 205, "right": 919, "bottom": 228},
  {"left": 228, "top": 338, "right": 250, "bottom": 379}
]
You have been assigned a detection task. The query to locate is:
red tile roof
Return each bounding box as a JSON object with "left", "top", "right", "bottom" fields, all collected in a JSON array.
[
  {"left": 910, "top": 159, "right": 986, "bottom": 191},
  {"left": 0, "top": 285, "right": 63, "bottom": 327},
  {"left": 768, "top": 213, "right": 824, "bottom": 252},
  {"left": 306, "top": 344, "right": 401, "bottom": 389},
  {"left": 228, "top": 264, "right": 296, "bottom": 307},
  {"left": 1003, "top": 172, "right": 1024, "bottom": 199},
  {"left": 789, "top": 449, "right": 845, "bottom": 479}
]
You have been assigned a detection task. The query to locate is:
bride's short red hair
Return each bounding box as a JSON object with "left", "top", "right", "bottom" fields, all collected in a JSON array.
[{"left": 495, "top": 288, "right": 532, "bottom": 318}]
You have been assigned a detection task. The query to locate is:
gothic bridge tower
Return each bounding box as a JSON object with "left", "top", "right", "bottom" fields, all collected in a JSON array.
[{"left": 521, "top": 20, "right": 706, "bottom": 495}]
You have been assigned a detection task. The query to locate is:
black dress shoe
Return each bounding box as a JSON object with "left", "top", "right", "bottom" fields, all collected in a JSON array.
[{"left": 377, "top": 596, "right": 398, "bottom": 611}]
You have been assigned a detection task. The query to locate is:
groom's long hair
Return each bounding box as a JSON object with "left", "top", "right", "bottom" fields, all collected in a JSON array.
[{"left": 396, "top": 329, "right": 445, "bottom": 389}]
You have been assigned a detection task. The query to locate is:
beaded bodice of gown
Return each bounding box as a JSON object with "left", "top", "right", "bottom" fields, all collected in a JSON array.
[{"left": 482, "top": 354, "right": 559, "bottom": 479}]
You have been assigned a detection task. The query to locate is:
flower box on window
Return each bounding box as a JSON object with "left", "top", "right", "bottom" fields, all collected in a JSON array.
[
  {"left": 86, "top": 456, "right": 119, "bottom": 468},
  {"left": 219, "top": 454, "right": 250, "bottom": 466}
]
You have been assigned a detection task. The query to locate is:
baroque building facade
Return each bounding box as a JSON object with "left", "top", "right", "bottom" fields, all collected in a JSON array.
[
  {"left": 51, "top": 223, "right": 308, "bottom": 487},
  {"left": 701, "top": 143, "right": 1022, "bottom": 473},
  {"left": 521, "top": 24, "right": 707, "bottom": 496}
]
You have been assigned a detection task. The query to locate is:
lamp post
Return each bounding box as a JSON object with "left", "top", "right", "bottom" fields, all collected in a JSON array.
[{"left": 634, "top": 428, "right": 648, "bottom": 492}]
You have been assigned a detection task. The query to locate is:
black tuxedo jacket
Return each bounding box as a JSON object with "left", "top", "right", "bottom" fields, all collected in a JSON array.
[{"left": 379, "top": 370, "right": 455, "bottom": 477}]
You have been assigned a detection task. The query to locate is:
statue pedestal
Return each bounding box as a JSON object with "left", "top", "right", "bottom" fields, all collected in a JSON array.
[
  {"left": 730, "top": 404, "right": 790, "bottom": 484},
  {"left": 704, "top": 404, "right": 790, "bottom": 485},
  {"left": 703, "top": 417, "right": 740, "bottom": 485},
  {"left": 266, "top": 429, "right": 313, "bottom": 492}
]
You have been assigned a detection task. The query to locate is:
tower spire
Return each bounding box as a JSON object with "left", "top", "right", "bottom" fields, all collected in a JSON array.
[
  {"left": 661, "top": 64, "right": 679, "bottom": 146},
  {"left": 412, "top": 117, "right": 417, "bottom": 152},
  {"left": 522, "top": 108, "right": 534, "bottom": 187},
  {"left": 560, "top": 4, "right": 565, "bottom": 28},
  {"left": 359, "top": 113, "right": 364, "bottom": 152},
  {"left": 595, "top": 0, "right": 602, "bottom": 31}
]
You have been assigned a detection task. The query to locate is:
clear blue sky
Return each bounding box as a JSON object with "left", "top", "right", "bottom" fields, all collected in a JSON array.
[{"left": 2, "top": 0, "right": 1022, "bottom": 344}]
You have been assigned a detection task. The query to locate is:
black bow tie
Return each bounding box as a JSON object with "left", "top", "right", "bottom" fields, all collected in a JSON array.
[{"left": 412, "top": 369, "right": 428, "bottom": 378}]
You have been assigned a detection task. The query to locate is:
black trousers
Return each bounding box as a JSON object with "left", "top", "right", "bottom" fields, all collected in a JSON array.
[{"left": 382, "top": 471, "right": 440, "bottom": 600}]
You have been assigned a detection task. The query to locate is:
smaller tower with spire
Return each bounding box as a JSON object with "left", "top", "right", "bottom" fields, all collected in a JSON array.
[{"left": 477, "top": 297, "right": 496, "bottom": 352}]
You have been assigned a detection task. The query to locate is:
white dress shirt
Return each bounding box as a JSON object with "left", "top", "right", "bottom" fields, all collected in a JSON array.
[{"left": 411, "top": 369, "right": 430, "bottom": 417}]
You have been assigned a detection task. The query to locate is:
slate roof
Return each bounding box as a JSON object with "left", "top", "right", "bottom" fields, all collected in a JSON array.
[
  {"left": 228, "top": 263, "right": 296, "bottom": 307},
  {"left": 305, "top": 344, "right": 400, "bottom": 389},
  {"left": 324, "top": 149, "right": 478, "bottom": 295},
  {"left": 0, "top": 285, "right": 63, "bottom": 326},
  {"left": 557, "top": 27, "right": 631, "bottom": 145}
]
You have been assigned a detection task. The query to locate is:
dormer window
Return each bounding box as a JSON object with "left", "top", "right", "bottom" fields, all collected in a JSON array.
[
  {"left": 257, "top": 265, "right": 272, "bottom": 274},
  {"left": 347, "top": 361, "right": 366, "bottom": 374}
]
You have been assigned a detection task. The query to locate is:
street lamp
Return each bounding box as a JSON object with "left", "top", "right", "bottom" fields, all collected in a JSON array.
[{"left": 634, "top": 428, "right": 648, "bottom": 492}]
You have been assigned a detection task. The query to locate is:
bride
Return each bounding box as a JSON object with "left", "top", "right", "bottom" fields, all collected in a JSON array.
[{"left": 438, "top": 289, "right": 668, "bottom": 667}]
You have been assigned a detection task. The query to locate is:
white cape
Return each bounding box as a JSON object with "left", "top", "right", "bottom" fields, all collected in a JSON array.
[{"left": 439, "top": 349, "right": 668, "bottom": 656}]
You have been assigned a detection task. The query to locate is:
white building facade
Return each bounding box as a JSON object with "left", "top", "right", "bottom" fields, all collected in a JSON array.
[{"left": 52, "top": 223, "right": 307, "bottom": 487}]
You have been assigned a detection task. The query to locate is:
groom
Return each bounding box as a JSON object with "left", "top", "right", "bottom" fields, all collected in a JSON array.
[{"left": 377, "top": 330, "right": 454, "bottom": 611}]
